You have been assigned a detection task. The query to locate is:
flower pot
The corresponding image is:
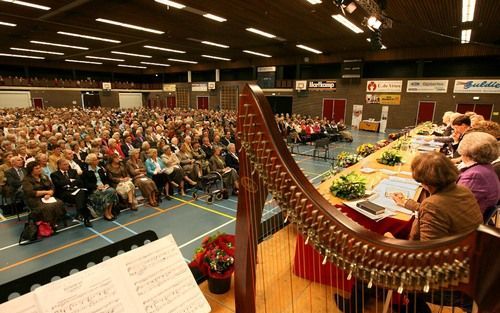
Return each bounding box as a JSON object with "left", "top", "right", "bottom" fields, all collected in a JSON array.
[{"left": 207, "top": 275, "right": 232, "bottom": 294}]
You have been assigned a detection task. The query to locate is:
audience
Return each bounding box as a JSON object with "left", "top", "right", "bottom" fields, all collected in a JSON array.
[{"left": 126, "top": 149, "right": 158, "bottom": 206}]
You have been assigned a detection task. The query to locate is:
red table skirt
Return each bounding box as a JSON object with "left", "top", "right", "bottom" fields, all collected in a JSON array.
[{"left": 293, "top": 204, "right": 414, "bottom": 294}]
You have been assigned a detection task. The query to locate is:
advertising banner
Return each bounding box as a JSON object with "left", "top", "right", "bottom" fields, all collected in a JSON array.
[
  {"left": 366, "top": 80, "right": 403, "bottom": 92},
  {"left": 308, "top": 80, "right": 336, "bottom": 91},
  {"left": 453, "top": 80, "right": 500, "bottom": 93},
  {"left": 407, "top": 80, "right": 448, "bottom": 93}
]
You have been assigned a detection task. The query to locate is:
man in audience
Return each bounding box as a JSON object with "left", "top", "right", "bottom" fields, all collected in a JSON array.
[
  {"left": 225, "top": 143, "right": 239, "bottom": 172},
  {"left": 5, "top": 156, "right": 25, "bottom": 199},
  {"left": 201, "top": 136, "right": 214, "bottom": 160},
  {"left": 63, "top": 149, "right": 83, "bottom": 175}
]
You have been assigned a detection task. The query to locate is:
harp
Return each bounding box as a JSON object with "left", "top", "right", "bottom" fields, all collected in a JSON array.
[{"left": 234, "top": 84, "right": 500, "bottom": 313}]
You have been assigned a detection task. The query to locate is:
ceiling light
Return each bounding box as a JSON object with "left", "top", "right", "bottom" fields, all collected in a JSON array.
[
  {"left": 10, "top": 47, "right": 63, "bottom": 55},
  {"left": 367, "top": 16, "right": 382, "bottom": 30},
  {"left": 306, "top": 0, "right": 322, "bottom": 4},
  {"left": 118, "top": 64, "right": 147, "bottom": 69},
  {"left": 201, "top": 41, "right": 229, "bottom": 48},
  {"left": 154, "top": 0, "right": 185, "bottom": 9},
  {"left": 167, "top": 58, "right": 198, "bottom": 64},
  {"left": 332, "top": 14, "right": 364, "bottom": 33},
  {"left": 143, "top": 45, "right": 186, "bottom": 54},
  {"left": 1, "top": 0, "right": 50, "bottom": 10},
  {"left": 111, "top": 51, "right": 152, "bottom": 58},
  {"left": 0, "top": 21, "right": 16, "bottom": 27},
  {"left": 201, "top": 54, "right": 231, "bottom": 61},
  {"left": 30, "top": 40, "right": 88, "bottom": 50},
  {"left": 85, "top": 56, "right": 124, "bottom": 62},
  {"left": 0, "top": 52, "right": 45, "bottom": 59},
  {"left": 243, "top": 50, "right": 272, "bottom": 58},
  {"left": 65, "top": 59, "right": 102, "bottom": 65},
  {"left": 57, "top": 31, "right": 121, "bottom": 43},
  {"left": 140, "top": 61, "right": 170, "bottom": 67},
  {"left": 246, "top": 28, "right": 276, "bottom": 39},
  {"left": 96, "top": 18, "right": 164, "bottom": 34},
  {"left": 462, "top": 0, "right": 476, "bottom": 22},
  {"left": 461, "top": 29, "right": 471, "bottom": 44},
  {"left": 296, "top": 44, "right": 322, "bottom": 54},
  {"left": 203, "top": 13, "right": 227, "bottom": 22}
]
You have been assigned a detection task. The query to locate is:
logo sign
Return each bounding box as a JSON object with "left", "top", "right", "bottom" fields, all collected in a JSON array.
[
  {"left": 366, "top": 94, "right": 401, "bottom": 105},
  {"left": 295, "top": 80, "right": 307, "bottom": 90},
  {"left": 257, "top": 66, "right": 276, "bottom": 73},
  {"left": 191, "top": 83, "right": 208, "bottom": 92},
  {"left": 407, "top": 80, "right": 448, "bottom": 93},
  {"left": 308, "top": 80, "right": 336, "bottom": 91},
  {"left": 208, "top": 82, "right": 216, "bottom": 90},
  {"left": 162, "top": 84, "right": 176, "bottom": 92},
  {"left": 366, "top": 80, "right": 403, "bottom": 92},
  {"left": 453, "top": 80, "right": 500, "bottom": 94}
]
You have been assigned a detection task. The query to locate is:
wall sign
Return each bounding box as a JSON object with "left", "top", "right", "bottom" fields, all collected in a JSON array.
[
  {"left": 257, "top": 66, "right": 276, "bottom": 72},
  {"left": 351, "top": 104, "right": 363, "bottom": 128},
  {"left": 366, "top": 94, "right": 400, "bottom": 105},
  {"left": 406, "top": 80, "right": 448, "bottom": 93},
  {"left": 208, "top": 82, "right": 216, "bottom": 90},
  {"left": 191, "top": 83, "right": 208, "bottom": 92},
  {"left": 102, "top": 82, "right": 112, "bottom": 90},
  {"left": 366, "top": 80, "right": 403, "bottom": 93},
  {"left": 453, "top": 79, "right": 500, "bottom": 94},
  {"left": 308, "top": 80, "right": 336, "bottom": 91},
  {"left": 163, "top": 84, "right": 176, "bottom": 92},
  {"left": 295, "top": 80, "right": 307, "bottom": 90}
]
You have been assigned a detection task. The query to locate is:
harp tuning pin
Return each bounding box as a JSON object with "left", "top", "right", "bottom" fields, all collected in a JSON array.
[
  {"left": 367, "top": 278, "right": 373, "bottom": 289},
  {"left": 305, "top": 235, "right": 310, "bottom": 245},
  {"left": 322, "top": 255, "right": 328, "bottom": 265},
  {"left": 423, "top": 282, "right": 430, "bottom": 293},
  {"left": 347, "top": 271, "right": 352, "bottom": 280},
  {"left": 397, "top": 283, "right": 404, "bottom": 294},
  {"left": 284, "top": 214, "right": 289, "bottom": 223}
]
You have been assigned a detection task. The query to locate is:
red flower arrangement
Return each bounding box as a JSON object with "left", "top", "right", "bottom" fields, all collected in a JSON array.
[{"left": 189, "top": 232, "right": 235, "bottom": 279}]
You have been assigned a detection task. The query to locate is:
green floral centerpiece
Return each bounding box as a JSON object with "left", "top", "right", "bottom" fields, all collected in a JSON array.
[
  {"left": 377, "top": 149, "right": 403, "bottom": 166},
  {"left": 393, "top": 137, "right": 411, "bottom": 150},
  {"left": 336, "top": 152, "right": 362, "bottom": 168},
  {"left": 330, "top": 172, "right": 367, "bottom": 200},
  {"left": 356, "top": 143, "right": 377, "bottom": 157}
]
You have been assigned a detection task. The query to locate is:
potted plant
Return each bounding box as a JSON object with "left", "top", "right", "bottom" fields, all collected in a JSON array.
[
  {"left": 356, "top": 143, "right": 377, "bottom": 157},
  {"left": 330, "top": 172, "right": 367, "bottom": 200},
  {"left": 335, "top": 152, "right": 362, "bottom": 169},
  {"left": 377, "top": 149, "right": 403, "bottom": 166},
  {"left": 189, "top": 232, "right": 235, "bottom": 294}
]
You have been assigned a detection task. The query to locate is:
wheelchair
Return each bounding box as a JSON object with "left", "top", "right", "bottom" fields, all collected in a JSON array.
[{"left": 192, "top": 171, "right": 226, "bottom": 204}]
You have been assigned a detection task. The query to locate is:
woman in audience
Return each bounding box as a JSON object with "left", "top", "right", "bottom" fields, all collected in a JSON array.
[
  {"left": 161, "top": 145, "right": 197, "bottom": 196},
  {"left": 177, "top": 143, "right": 202, "bottom": 182},
  {"left": 391, "top": 152, "right": 482, "bottom": 240},
  {"left": 48, "top": 146, "right": 63, "bottom": 172},
  {"left": 81, "top": 153, "right": 119, "bottom": 221},
  {"left": 210, "top": 146, "right": 239, "bottom": 195},
  {"left": 106, "top": 138, "right": 125, "bottom": 159},
  {"left": 145, "top": 148, "right": 171, "bottom": 200},
  {"left": 22, "top": 160, "right": 66, "bottom": 229},
  {"left": 106, "top": 154, "right": 137, "bottom": 210},
  {"left": 456, "top": 132, "right": 500, "bottom": 217},
  {"left": 192, "top": 141, "right": 210, "bottom": 175},
  {"left": 126, "top": 149, "right": 158, "bottom": 206},
  {"left": 35, "top": 153, "right": 53, "bottom": 180},
  {"left": 140, "top": 141, "right": 150, "bottom": 163}
]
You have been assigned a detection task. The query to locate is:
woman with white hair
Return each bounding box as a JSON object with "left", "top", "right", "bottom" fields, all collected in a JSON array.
[{"left": 457, "top": 131, "right": 500, "bottom": 217}]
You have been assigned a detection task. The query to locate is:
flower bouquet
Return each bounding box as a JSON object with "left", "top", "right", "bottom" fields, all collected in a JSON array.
[
  {"left": 335, "top": 152, "right": 362, "bottom": 168},
  {"left": 377, "top": 149, "right": 403, "bottom": 166},
  {"left": 376, "top": 139, "right": 390, "bottom": 148},
  {"left": 190, "top": 232, "right": 235, "bottom": 279},
  {"left": 330, "top": 172, "right": 367, "bottom": 200},
  {"left": 356, "top": 143, "right": 377, "bottom": 157}
]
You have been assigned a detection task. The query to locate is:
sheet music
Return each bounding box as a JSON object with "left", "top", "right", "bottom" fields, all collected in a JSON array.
[
  {"left": 34, "top": 264, "right": 136, "bottom": 313},
  {"left": 371, "top": 178, "right": 419, "bottom": 215},
  {"left": 0, "top": 292, "right": 40, "bottom": 313},
  {"left": 110, "top": 234, "right": 211, "bottom": 313}
]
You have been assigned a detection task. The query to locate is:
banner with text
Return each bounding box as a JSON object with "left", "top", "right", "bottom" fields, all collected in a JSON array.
[
  {"left": 351, "top": 104, "right": 363, "bottom": 128},
  {"left": 163, "top": 84, "right": 176, "bottom": 92},
  {"left": 366, "top": 80, "right": 403, "bottom": 93},
  {"left": 366, "top": 94, "right": 401, "bottom": 105},
  {"left": 453, "top": 79, "right": 500, "bottom": 93},
  {"left": 191, "top": 83, "right": 208, "bottom": 92},
  {"left": 308, "top": 80, "right": 336, "bottom": 91},
  {"left": 407, "top": 80, "right": 448, "bottom": 93}
]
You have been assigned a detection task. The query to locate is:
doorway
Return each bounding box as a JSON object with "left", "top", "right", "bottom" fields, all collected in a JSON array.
[
  {"left": 82, "top": 92, "right": 101, "bottom": 108},
  {"left": 265, "top": 96, "right": 293, "bottom": 115},
  {"left": 197, "top": 96, "right": 209, "bottom": 110},
  {"left": 456, "top": 103, "right": 493, "bottom": 120},
  {"left": 322, "top": 98, "right": 346, "bottom": 122},
  {"left": 167, "top": 96, "right": 176, "bottom": 109},
  {"left": 32, "top": 98, "right": 44, "bottom": 109},
  {"left": 416, "top": 101, "right": 436, "bottom": 124}
]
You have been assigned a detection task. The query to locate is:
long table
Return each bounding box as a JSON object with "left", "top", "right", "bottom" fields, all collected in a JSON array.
[
  {"left": 359, "top": 120, "right": 380, "bottom": 132},
  {"left": 293, "top": 141, "right": 418, "bottom": 296}
]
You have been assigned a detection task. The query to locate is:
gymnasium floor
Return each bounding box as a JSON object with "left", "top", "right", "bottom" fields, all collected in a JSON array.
[{"left": 0, "top": 130, "right": 388, "bottom": 286}]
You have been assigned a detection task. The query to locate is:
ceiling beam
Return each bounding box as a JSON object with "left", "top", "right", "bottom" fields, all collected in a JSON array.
[{"left": 38, "top": 0, "right": 96, "bottom": 20}]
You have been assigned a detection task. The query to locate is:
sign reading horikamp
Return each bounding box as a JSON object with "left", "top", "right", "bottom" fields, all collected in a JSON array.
[
  {"left": 407, "top": 80, "right": 448, "bottom": 93},
  {"left": 453, "top": 80, "right": 500, "bottom": 93},
  {"left": 308, "top": 80, "right": 336, "bottom": 91},
  {"left": 366, "top": 80, "right": 403, "bottom": 93}
]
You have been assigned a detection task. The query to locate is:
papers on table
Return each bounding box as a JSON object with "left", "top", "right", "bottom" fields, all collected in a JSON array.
[
  {"left": 0, "top": 234, "right": 211, "bottom": 313},
  {"left": 344, "top": 177, "right": 419, "bottom": 221}
]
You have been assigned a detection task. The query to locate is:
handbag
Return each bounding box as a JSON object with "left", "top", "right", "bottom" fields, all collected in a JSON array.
[
  {"left": 36, "top": 221, "right": 54, "bottom": 237},
  {"left": 19, "top": 218, "right": 40, "bottom": 245}
]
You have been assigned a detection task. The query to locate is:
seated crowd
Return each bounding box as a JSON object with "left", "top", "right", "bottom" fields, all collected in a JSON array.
[
  {"left": 0, "top": 107, "right": 240, "bottom": 229},
  {"left": 275, "top": 113, "right": 351, "bottom": 143}
]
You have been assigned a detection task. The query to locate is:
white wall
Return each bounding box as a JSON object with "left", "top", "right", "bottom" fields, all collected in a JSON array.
[
  {"left": 0, "top": 91, "right": 31, "bottom": 108},
  {"left": 118, "top": 93, "right": 143, "bottom": 109}
]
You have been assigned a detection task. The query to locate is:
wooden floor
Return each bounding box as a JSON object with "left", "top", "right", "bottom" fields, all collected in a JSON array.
[{"left": 199, "top": 225, "right": 466, "bottom": 313}]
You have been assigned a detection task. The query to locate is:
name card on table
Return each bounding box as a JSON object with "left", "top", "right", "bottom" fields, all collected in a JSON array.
[{"left": 0, "top": 234, "right": 211, "bottom": 313}]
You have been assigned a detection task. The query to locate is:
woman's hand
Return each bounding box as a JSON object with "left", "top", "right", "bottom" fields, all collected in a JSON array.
[
  {"left": 46, "top": 190, "right": 53, "bottom": 197},
  {"left": 43, "top": 194, "right": 51, "bottom": 200},
  {"left": 390, "top": 192, "right": 407, "bottom": 207}
]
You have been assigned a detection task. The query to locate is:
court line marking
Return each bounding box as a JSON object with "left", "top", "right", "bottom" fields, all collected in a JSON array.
[
  {"left": 0, "top": 199, "right": 196, "bottom": 272},
  {"left": 178, "top": 219, "right": 236, "bottom": 249},
  {"left": 86, "top": 227, "right": 114, "bottom": 244},
  {"left": 112, "top": 221, "right": 138, "bottom": 235},
  {"left": 170, "top": 196, "right": 235, "bottom": 220},
  {"left": 212, "top": 203, "right": 237, "bottom": 213}
]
